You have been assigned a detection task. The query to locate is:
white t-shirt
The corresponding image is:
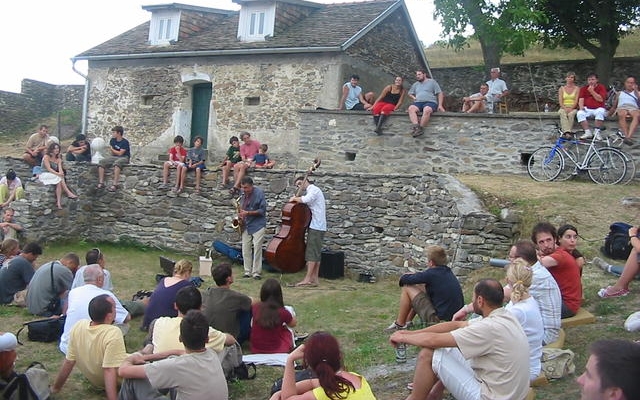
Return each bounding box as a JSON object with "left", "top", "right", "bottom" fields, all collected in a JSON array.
[{"left": 506, "top": 296, "right": 543, "bottom": 380}]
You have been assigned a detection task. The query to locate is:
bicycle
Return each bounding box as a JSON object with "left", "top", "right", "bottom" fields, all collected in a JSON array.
[
  {"left": 527, "top": 124, "right": 628, "bottom": 184},
  {"left": 603, "top": 129, "right": 637, "bottom": 185}
]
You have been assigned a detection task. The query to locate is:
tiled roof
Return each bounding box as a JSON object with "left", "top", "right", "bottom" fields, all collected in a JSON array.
[{"left": 74, "top": 0, "right": 400, "bottom": 59}]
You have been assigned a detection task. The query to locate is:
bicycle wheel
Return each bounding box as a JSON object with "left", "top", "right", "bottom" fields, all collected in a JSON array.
[
  {"left": 618, "top": 149, "right": 637, "bottom": 184},
  {"left": 527, "top": 146, "right": 563, "bottom": 182},
  {"left": 587, "top": 147, "right": 627, "bottom": 185}
]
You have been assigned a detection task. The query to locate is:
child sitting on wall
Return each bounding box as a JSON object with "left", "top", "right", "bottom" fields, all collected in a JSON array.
[{"left": 253, "top": 144, "right": 275, "bottom": 169}]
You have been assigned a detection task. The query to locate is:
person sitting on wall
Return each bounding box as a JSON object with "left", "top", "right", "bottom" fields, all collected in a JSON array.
[
  {"left": 97, "top": 125, "right": 130, "bottom": 192},
  {"left": 461, "top": 83, "right": 490, "bottom": 113},
  {"left": 176, "top": 135, "right": 206, "bottom": 194},
  {"left": 371, "top": 75, "right": 407, "bottom": 135},
  {"left": 608, "top": 75, "right": 640, "bottom": 146},
  {"left": 253, "top": 144, "right": 276, "bottom": 169},
  {"left": 229, "top": 132, "right": 261, "bottom": 196},
  {"left": 66, "top": 133, "right": 92, "bottom": 162},
  {"left": 220, "top": 136, "right": 242, "bottom": 189},
  {"left": 338, "top": 74, "right": 375, "bottom": 111},
  {"left": 159, "top": 135, "right": 186, "bottom": 192},
  {"left": 407, "top": 69, "right": 445, "bottom": 138},
  {"left": 0, "top": 169, "right": 25, "bottom": 208},
  {"left": 557, "top": 71, "right": 579, "bottom": 134},
  {"left": 22, "top": 124, "right": 50, "bottom": 167},
  {"left": 577, "top": 72, "right": 608, "bottom": 141}
]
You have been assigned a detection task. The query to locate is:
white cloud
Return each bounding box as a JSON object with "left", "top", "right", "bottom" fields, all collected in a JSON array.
[{"left": 1, "top": 0, "right": 439, "bottom": 93}]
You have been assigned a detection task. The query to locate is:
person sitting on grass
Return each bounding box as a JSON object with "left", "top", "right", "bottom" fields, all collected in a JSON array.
[
  {"left": 504, "top": 258, "right": 543, "bottom": 382},
  {"left": 384, "top": 245, "right": 464, "bottom": 332},
  {"left": 253, "top": 144, "right": 276, "bottom": 169},
  {"left": 160, "top": 135, "right": 186, "bottom": 192},
  {"left": 597, "top": 224, "right": 640, "bottom": 298},
  {"left": 576, "top": 339, "right": 640, "bottom": 400},
  {"left": 269, "top": 331, "right": 377, "bottom": 400},
  {"left": 389, "top": 279, "right": 530, "bottom": 400},
  {"left": 250, "top": 278, "right": 297, "bottom": 354},
  {"left": 0, "top": 208, "right": 24, "bottom": 241},
  {"left": 176, "top": 135, "right": 206, "bottom": 194},
  {"left": 118, "top": 310, "right": 228, "bottom": 400},
  {"left": 145, "top": 285, "right": 236, "bottom": 354},
  {"left": 557, "top": 224, "right": 585, "bottom": 275},
  {"left": 0, "top": 238, "right": 20, "bottom": 268},
  {"left": 52, "top": 294, "right": 129, "bottom": 400},
  {"left": 0, "top": 169, "right": 25, "bottom": 208}
]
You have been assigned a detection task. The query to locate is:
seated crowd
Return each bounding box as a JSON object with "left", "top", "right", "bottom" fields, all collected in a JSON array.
[{"left": 0, "top": 215, "right": 639, "bottom": 399}]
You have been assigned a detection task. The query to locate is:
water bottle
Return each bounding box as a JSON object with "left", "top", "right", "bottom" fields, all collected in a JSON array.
[
  {"left": 395, "top": 343, "right": 407, "bottom": 363},
  {"left": 544, "top": 103, "right": 550, "bottom": 113}
]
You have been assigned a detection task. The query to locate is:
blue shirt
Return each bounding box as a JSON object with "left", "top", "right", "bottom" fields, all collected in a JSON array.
[
  {"left": 110, "top": 137, "right": 130, "bottom": 158},
  {"left": 241, "top": 186, "right": 267, "bottom": 234}
]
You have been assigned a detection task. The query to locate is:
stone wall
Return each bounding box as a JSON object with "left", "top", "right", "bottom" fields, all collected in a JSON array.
[
  {"left": 0, "top": 79, "right": 83, "bottom": 136},
  {"left": 297, "top": 110, "right": 639, "bottom": 177},
  {"left": 1, "top": 157, "right": 517, "bottom": 279},
  {"left": 431, "top": 57, "right": 640, "bottom": 112}
]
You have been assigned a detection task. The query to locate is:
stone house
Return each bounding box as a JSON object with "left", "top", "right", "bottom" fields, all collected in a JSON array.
[{"left": 72, "top": 0, "right": 429, "bottom": 164}]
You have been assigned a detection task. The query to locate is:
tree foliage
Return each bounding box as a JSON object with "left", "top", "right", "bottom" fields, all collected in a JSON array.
[
  {"left": 431, "top": 0, "right": 640, "bottom": 83},
  {"left": 536, "top": 0, "right": 640, "bottom": 83}
]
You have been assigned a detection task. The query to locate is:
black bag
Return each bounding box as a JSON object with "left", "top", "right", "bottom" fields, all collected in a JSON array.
[
  {"left": 219, "top": 342, "right": 256, "bottom": 382},
  {"left": 602, "top": 222, "right": 633, "bottom": 260},
  {"left": 16, "top": 316, "right": 66, "bottom": 345},
  {"left": 269, "top": 368, "right": 316, "bottom": 395},
  {"left": 1, "top": 362, "right": 50, "bottom": 400},
  {"left": 43, "top": 262, "right": 61, "bottom": 315}
]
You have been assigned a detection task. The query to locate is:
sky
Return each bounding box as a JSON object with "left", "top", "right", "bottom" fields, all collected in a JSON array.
[{"left": 1, "top": 0, "right": 441, "bottom": 93}]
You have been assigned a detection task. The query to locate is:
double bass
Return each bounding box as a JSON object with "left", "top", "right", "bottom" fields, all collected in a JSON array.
[{"left": 265, "top": 159, "right": 320, "bottom": 273}]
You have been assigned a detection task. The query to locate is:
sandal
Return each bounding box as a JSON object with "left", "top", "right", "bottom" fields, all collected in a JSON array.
[
  {"left": 597, "top": 286, "right": 629, "bottom": 298},
  {"left": 107, "top": 185, "right": 117, "bottom": 192},
  {"left": 96, "top": 183, "right": 105, "bottom": 189}
]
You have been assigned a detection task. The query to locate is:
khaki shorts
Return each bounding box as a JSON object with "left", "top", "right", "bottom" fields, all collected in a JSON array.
[
  {"left": 99, "top": 156, "right": 129, "bottom": 169},
  {"left": 305, "top": 229, "right": 325, "bottom": 262},
  {"left": 411, "top": 291, "right": 440, "bottom": 324}
]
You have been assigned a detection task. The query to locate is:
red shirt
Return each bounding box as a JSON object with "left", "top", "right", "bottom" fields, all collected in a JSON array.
[
  {"left": 579, "top": 84, "right": 607, "bottom": 109},
  {"left": 548, "top": 247, "right": 582, "bottom": 313},
  {"left": 240, "top": 140, "right": 261, "bottom": 161},
  {"left": 249, "top": 303, "right": 293, "bottom": 354},
  {"left": 168, "top": 146, "right": 186, "bottom": 162}
]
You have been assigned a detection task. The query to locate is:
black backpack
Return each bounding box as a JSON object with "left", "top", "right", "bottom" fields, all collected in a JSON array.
[{"left": 602, "top": 222, "right": 633, "bottom": 260}]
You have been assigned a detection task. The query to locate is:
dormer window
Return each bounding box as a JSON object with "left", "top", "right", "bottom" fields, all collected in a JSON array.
[
  {"left": 237, "top": 3, "right": 275, "bottom": 42},
  {"left": 149, "top": 10, "right": 180, "bottom": 45}
]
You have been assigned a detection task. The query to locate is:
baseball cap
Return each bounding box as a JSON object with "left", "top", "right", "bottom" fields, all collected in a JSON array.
[{"left": 0, "top": 332, "right": 18, "bottom": 351}]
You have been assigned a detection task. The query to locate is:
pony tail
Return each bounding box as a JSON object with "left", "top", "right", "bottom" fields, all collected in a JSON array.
[{"left": 511, "top": 280, "right": 525, "bottom": 303}]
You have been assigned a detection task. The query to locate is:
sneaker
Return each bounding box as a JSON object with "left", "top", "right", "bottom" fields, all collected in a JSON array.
[
  {"left": 616, "top": 129, "right": 625, "bottom": 139},
  {"left": 253, "top": 274, "right": 261, "bottom": 280},
  {"left": 597, "top": 286, "right": 630, "bottom": 298},
  {"left": 383, "top": 321, "right": 407, "bottom": 333},
  {"left": 580, "top": 131, "right": 594, "bottom": 140},
  {"left": 592, "top": 257, "right": 611, "bottom": 272},
  {"left": 242, "top": 273, "right": 251, "bottom": 278},
  {"left": 594, "top": 130, "right": 603, "bottom": 141},
  {"left": 294, "top": 331, "right": 309, "bottom": 342}
]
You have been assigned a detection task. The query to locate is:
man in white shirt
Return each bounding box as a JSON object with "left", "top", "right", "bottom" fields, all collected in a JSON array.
[
  {"left": 486, "top": 67, "right": 509, "bottom": 112},
  {"left": 59, "top": 264, "right": 130, "bottom": 355}
]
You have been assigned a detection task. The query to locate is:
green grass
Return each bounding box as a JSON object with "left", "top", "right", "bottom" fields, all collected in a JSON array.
[{"left": 2, "top": 175, "right": 639, "bottom": 399}]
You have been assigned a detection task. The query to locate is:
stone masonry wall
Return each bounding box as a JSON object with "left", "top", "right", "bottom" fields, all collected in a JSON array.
[
  {"left": 1, "top": 157, "right": 517, "bottom": 279},
  {"left": 0, "top": 80, "right": 83, "bottom": 136},
  {"left": 297, "top": 110, "right": 638, "bottom": 177},
  {"left": 432, "top": 57, "right": 640, "bottom": 112}
]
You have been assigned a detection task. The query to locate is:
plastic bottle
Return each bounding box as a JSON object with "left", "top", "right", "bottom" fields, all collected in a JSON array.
[
  {"left": 395, "top": 343, "right": 407, "bottom": 363},
  {"left": 544, "top": 103, "right": 550, "bottom": 113}
]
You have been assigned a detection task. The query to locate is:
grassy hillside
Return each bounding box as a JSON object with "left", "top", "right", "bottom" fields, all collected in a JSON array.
[{"left": 426, "top": 30, "right": 640, "bottom": 68}]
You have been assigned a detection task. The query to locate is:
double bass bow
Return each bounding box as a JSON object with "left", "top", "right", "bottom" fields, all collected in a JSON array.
[{"left": 265, "top": 159, "right": 321, "bottom": 273}]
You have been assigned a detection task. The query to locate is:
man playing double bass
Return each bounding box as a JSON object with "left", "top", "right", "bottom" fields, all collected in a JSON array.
[
  {"left": 239, "top": 177, "right": 267, "bottom": 280},
  {"left": 290, "top": 176, "right": 326, "bottom": 287}
]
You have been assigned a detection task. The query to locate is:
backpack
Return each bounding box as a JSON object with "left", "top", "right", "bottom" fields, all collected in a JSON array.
[
  {"left": 1, "top": 362, "right": 50, "bottom": 400},
  {"left": 602, "top": 222, "right": 633, "bottom": 260},
  {"left": 218, "top": 342, "right": 256, "bottom": 382},
  {"left": 212, "top": 240, "right": 243, "bottom": 263}
]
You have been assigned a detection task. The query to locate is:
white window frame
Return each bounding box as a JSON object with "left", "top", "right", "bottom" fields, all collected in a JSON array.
[
  {"left": 149, "top": 10, "right": 181, "bottom": 45},
  {"left": 237, "top": 4, "right": 275, "bottom": 42}
]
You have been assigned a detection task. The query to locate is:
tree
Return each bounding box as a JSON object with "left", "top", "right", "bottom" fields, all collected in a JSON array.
[
  {"left": 537, "top": 0, "right": 640, "bottom": 84},
  {"left": 433, "top": 0, "right": 544, "bottom": 70}
]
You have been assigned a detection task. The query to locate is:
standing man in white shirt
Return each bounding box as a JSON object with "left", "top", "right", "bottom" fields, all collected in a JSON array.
[{"left": 290, "top": 176, "right": 326, "bottom": 287}]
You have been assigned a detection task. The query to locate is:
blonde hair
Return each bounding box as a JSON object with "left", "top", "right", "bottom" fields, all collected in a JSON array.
[
  {"left": 0, "top": 238, "right": 19, "bottom": 257},
  {"left": 506, "top": 258, "right": 532, "bottom": 303},
  {"left": 173, "top": 259, "right": 193, "bottom": 276},
  {"left": 426, "top": 245, "right": 447, "bottom": 266}
]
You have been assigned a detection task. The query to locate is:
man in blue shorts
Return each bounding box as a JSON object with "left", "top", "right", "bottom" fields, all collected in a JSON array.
[{"left": 407, "top": 69, "right": 445, "bottom": 138}]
